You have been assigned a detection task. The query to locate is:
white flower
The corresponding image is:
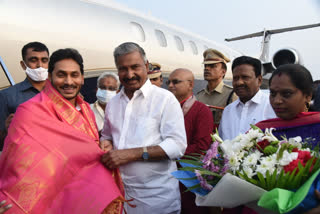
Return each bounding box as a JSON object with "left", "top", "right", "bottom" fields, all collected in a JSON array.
[
  {"left": 221, "top": 138, "right": 245, "bottom": 157},
  {"left": 288, "top": 137, "right": 302, "bottom": 149},
  {"left": 228, "top": 153, "right": 241, "bottom": 173},
  {"left": 212, "top": 133, "right": 223, "bottom": 143},
  {"left": 220, "top": 140, "right": 233, "bottom": 157},
  {"left": 260, "top": 154, "right": 277, "bottom": 168},
  {"left": 243, "top": 151, "right": 261, "bottom": 167},
  {"left": 232, "top": 142, "right": 244, "bottom": 154},
  {"left": 262, "top": 128, "right": 278, "bottom": 142},
  {"left": 237, "top": 151, "right": 246, "bottom": 160},
  {"left": 255, "top": 163, "right": 270, "bottom": 177},
  {"left": 232, "top": 134, "right": 243, "bottom": 143},
  {"left": 279, "top": 151, "right": 298, "bottom": 166},
  {"left": 239, "top": 137, "right": 254, "bottom": 149},
  {"left": 245, "top": 128, "right": 264, "bottom": 142},
  {"left": 242, "top": 166, "right": 255, "bottom": 178}
]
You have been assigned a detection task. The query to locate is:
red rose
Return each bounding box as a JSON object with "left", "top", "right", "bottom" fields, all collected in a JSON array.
[
  {"left": 297, "top": 150, "right": 312, "bottom": 164},
  {"left": 284, "top": 159, "right": 301, "bottom": 174},
  {"left": 257, "top": 139, "right": 270, "bottom": 152},
  {"left": 292, "top": 148, "right": 299, "bottom": 152}
]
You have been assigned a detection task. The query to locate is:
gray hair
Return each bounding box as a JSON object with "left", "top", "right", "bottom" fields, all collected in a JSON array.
[
  {"left": 113, "top": 42, "right": 147, "bottom": 66},
  {"left": 97, "top": 72, "right": 120, "bottom": 88}
]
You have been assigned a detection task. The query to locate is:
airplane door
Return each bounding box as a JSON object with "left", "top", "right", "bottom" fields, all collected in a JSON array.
[{"left": 0, "top": 56, "right": 15, "bottom": 90}]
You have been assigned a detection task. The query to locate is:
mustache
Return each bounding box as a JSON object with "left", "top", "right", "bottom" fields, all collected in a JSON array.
[
  {"left": 235, "top": 85, "right": 247, "bottom": 90},
  {"left": 61, "top": 84, "right": 77, "bottom": 89},
  {"left": 123, "top": 76, "right": 140, "bottom": 82}
]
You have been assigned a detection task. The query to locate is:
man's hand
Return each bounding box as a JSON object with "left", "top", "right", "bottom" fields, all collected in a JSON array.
[
  {"left": 101, "top": 146, "right": 167, "bottom": 169},
  {"left": 5, "top": 114, "right": 14, "bottom": 130},
  {"left": 99, "top": 140, "right": 113, "bottom": 152},
  {"left": 305, "top": 190, "right": 320, "bottom": 214},
  {"left": 0, "top": 200, "right": 12, "bottom": 214},
  {"left": 101, "top": 149, "right": 138, "bottom": 169}
]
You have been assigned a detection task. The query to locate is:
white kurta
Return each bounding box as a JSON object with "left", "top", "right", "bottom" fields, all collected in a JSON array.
[
  {"left": 219, "top": 90, "right": 276, "bottom": 140},
  {"left": 90, "top": 101, "right": 105, "bottom": 131},
  {"left": 101, "top": 79, "right": 187, "bottom": 214}
]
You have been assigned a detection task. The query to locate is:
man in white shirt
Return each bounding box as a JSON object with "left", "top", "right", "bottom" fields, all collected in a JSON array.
[
  {"left": 100, "top": 42, "right": 187, "bottom": 214},
  {"left": 90, "top": 72, "right": 119, "bottom": 133},
  {"left": 219, "top": 56, "right": 276, "bottom": 140}
]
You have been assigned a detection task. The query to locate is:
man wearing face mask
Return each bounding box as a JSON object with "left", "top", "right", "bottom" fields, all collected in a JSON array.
[
  {"left": 0, "top": 42, "right": 49, "bottom": 150},
  {"left": 90, "top": 72, "right": 119, "bottom": 133}
]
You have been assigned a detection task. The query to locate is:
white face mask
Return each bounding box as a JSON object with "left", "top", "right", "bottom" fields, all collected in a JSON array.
[
  {"left": 96, "top": 88, "right": 117, "bottom": 104},
  {"left": 24, "top": 63, "right": 48, "bottom": 81}
]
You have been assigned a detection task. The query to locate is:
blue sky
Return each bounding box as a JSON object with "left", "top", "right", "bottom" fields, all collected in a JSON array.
[{"left": 115, "top": 0, "right": 320, "bottom": 80}]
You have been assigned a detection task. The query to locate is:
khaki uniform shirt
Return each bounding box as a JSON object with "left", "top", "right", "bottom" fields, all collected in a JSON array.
[{"left": 196, "top": 81, "right": 237, "bottom": 124}]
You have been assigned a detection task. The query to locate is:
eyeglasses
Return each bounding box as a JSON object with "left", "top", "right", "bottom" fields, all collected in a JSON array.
[{"left": 166, "top": 79, "right": 190, "bottom": 86}]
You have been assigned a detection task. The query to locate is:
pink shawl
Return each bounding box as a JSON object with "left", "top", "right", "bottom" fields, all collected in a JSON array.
[{"left": 0, "top": 81, "right": 124, "bottom": 214}]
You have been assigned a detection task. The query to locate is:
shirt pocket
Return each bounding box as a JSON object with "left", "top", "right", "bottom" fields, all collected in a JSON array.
[{"left": 130, "top": 117, "right": 159, "bottom": 147}]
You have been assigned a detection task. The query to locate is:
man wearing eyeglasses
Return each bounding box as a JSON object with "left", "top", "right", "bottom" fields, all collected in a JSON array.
[
  {"left": 168, "top": 68, "right": 213, "bottom": 214},
  {"left": 196, "top": 49, "right": 237, "bottom": 129},
  {"left": 148, "top": 62, "right": 163, "bottom": 87}
]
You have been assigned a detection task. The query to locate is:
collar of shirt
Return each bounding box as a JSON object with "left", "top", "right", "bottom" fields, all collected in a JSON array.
[
  {"left": 75, "top": 103, "right": 81, "bottom": 111},
  {"left": 19, "top": 78, "right": 37, "bottom": 92},
  {"left": 205, "top": 80, "right": 224, "bottom": 94},
  {"left": 236, "top": 89, "right": 264, "bottom": 107},
  {"left": 93, "top": 100, "right": 105, "bottom": 116},
  {"left": 180, "top": 94, "right": 193, "bottom": 106},
  {"left": 120, "top": 79, "right": 152, "bottom": 100}
]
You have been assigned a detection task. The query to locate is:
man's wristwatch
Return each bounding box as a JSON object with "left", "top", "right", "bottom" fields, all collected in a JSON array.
[{"left": 142, "top": 147, "right": 149, "bottom": 161}]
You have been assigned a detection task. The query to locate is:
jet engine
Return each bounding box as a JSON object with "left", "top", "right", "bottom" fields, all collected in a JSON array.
[
  {"left": 272, "top": 48, "right": 302, "bottom": 68},
  {"left": 261, "top": 48, "right": 303, "bottom": 88}
]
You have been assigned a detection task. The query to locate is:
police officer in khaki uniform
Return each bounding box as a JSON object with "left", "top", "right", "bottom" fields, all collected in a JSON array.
[
  {"left": 148, "top": 62, "right": 163, "bottom": 87},
  {"left": 196, "top": 49, "right": 237, "bottom": 127}
]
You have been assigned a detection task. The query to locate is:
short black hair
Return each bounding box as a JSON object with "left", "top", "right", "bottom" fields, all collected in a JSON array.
[
  {"left": 21, "top": 42, "right": 49, "bottom": 61},
  {"left": 232, "top": 56, "right": 261, "bottom": 77},
  {"left": 48, "top": 48, "right": 84, "bottom": 74},
  {"left": 269, "top": 64, "right": 313, "bottom": 96}
]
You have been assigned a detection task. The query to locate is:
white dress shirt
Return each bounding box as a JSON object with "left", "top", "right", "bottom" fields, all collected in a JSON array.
[
  {"left": 90, "top": 101, "right": 105, "bottom": 131},
  {"left": 101, "top": 79, "right": 187, "bottom": 214},
  {"left": 219, "top": 90, "right": 276, "bottom": 140}
]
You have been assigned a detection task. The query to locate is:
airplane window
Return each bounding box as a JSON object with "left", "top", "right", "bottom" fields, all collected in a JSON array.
[
  {"left": 155, "top": 29, "right": 167, "bottom": 47},
  {"left": 174, "top": 36, "right": 184, "bottom": 51},
  {"left": 130, "top": 22, "right": 146, "bottom": 42},
  {"left": 189, "top": 41, "right": 198, "bottom": 55}
]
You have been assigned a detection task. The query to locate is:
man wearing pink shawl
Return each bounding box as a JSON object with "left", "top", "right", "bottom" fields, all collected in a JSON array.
[{"left": 0, "top": 48, "right": 124, "bottom": 214}]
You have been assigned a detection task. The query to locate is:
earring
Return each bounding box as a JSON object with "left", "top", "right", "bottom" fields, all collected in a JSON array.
[{"left": 305, "top": 102, "right": 310, "bottom": 112}]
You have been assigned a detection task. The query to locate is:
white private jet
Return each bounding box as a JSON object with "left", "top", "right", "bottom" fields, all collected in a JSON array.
[
  {"left": 0, "top": 0, "right": 318, "bottom": 101},
  {"left": 0, "top": 0, "right": 241, "bottom": 89}
]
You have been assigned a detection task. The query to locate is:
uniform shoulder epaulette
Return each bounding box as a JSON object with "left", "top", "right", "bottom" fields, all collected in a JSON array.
[
  {"left": 196, "top": 89, "right": 205, "bottom": 94},
  {"left": 223, "top": 84, "right": 233, "bottom": 89}
]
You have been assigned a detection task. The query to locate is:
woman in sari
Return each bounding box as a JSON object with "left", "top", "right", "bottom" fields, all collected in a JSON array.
[
  {"left": 256, "top": 64, "right": 320, "bottom": 214},
  {"left": 224, "top": 64, "right": 319, "bottom": 214},
  {"left": 256, "top": 64, "right": 320, "bottom": 146}
]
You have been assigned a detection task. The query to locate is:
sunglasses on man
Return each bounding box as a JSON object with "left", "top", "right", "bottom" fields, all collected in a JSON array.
[{"left": 166, "top": 79, "right": 190, "bottom": 86}]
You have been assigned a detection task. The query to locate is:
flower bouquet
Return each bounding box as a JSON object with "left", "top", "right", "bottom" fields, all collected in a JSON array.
[{"left": 172, "top": 126, "right": 320, "bottom": 214}]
